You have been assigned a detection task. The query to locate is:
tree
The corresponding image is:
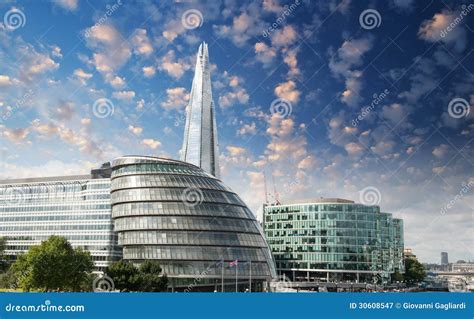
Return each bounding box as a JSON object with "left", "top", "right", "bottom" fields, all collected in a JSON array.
[
  {"left": 0, "top": 237, "right": 8, "bottom": 273},
  {"left": 106, "top": 260, "right": 141, "bottom": 291},
  {"left": 106, "top": 260, "right": 168, "bottom": 292},
  {"left": 11, "top": 236, "right": 93, "bottom": 291},
  {"left": 404, "top": 257, "right": 426, "bottom": 285},
  {"left": 139, "top": 260, "right": 168, "bottom": 292},
  {"left": 391, "top": 270, "right": 404, "bottom": 283}
]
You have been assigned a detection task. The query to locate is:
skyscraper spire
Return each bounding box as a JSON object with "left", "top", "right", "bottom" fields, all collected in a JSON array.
[{"left": 180, "top": 42, "right": 220, "bottom": 178}]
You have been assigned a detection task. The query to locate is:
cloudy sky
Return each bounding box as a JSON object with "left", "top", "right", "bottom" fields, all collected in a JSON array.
[{"left": 0, "top": 0, "right": 473, "bottom": 263}]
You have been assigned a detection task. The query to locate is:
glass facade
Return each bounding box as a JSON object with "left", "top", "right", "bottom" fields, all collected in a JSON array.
[
  {"left": 180, "top": 42, "right": 220, "bottom": 178},
  {"left": 111, "top": 156, "right": 276, "bottom": 289},
  {"left": 263, "top": 199, "right": 404, "bottom": 283},
  {"left": 0, "top": 165, "right": 122, "bottom": 271}
]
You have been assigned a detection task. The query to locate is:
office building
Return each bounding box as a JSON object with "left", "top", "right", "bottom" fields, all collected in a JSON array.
[
  {"left": 441, "top": 252, "right": 449, "bottom": 265},
  {"left": 180, "top": 42, "right": 220, "bottom": 178},
  {"left": 263, "top": 198, "right": 404, "bottom": 283},
  {"left": 110, "top": 155, "right": 276, "bottom": 290},
  {"left": 0, "top": 163, "right": 122, "bottom": 271}
]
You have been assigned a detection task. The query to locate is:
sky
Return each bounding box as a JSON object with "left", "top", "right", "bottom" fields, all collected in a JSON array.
[{"left": 0, "top": 0, "right": 472, "bottom": 263}]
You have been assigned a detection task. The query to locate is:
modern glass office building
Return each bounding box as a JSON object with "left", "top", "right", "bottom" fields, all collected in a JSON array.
[
  {"left": 0, "top": 164, "right": 122, "bottom": 271},
  {"left": 263, "top": 198, "right": 404, "bottom": 283},
  {"left": 110, "top": 155, "right": 276, "bottom": 291}
]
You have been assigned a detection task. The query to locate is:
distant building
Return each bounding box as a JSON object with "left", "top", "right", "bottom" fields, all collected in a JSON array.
[
  {"left": 404, "top": 248, "right": 416, "bottom": 259},
  {"left": 451, "top": 262, "right": 474, "bottom": 273},
  {"left": 263, "top": 198, "right": 404, "bottom": 283},
  {"left": 441, "top": 252, "right": 449, "bottom": 265},
  {"left": 0, "top": 163, "right": 122, "bottom": 271}
]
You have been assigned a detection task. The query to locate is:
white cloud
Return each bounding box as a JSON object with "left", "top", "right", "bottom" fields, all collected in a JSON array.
[
  {"left": 432, "top": 144, "right": 450, "bottom": 158},
  {"left": 112, "top": 90, "right": 135, "bottom": 101},
  {"left": 128, "top": 125, "right": 143, "bottom": 136},
  {"left": 271, "top": 25, "right": 297, "bottom": 47},
  {"left": 158, "top": 50, "right": 191, "bottom": 79},
  {"left": 274, "top": 80, "right": 300, "bottom": 103},
  {"left": 131, "top": 28, "right": 153, "bottom": 56},
  {"left": 161, "top": 87, "right": 189, "bottom": 110},
  {"left": 237, "top": 122, "right": 257, "bottom": 136},
  {"left": 52, "top": 0, "right": 78, "bottom": 11},
  {"left": 418, "top": 10, "right": 467, "bottom": 52},
  {"left": 142, "top": 138, "right": 161, "bottom": 149},
  {"left": 219, "top": 89, "right": 249, "bottom": 108},
  {"left": 73, "top": 68, "right": 93, "bottom": 85},
  {"left": 254, "top": 42, "right": 277, "bottom": 67},
  {"left": 142, "top": 66, "right": 156, "bottom": 77}
]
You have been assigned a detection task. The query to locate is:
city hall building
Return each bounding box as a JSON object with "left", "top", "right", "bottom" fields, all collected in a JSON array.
[
  {"left": 263, "top": 198, "right": 404, "bottom": 283},
  {"left": 110, "top": 156, "right": 276, "bottom": 290}
]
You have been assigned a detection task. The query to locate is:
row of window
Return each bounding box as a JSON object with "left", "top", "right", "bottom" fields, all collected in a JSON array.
[
  {"left": 0, "top": 204, "right": 111, "bottom": 213},
  {"left": 265, "top": 212, "right": 384, "bottom": 222},
  {"left": 118, "top": 231, "right": 266, "bottom": 247},
  {"left": 0, "top": 224, "right": 113, "bottom": 231},
  {"left": 270, "top": 245, "right": 403, "bottom": 254},
  {"left": 114, "top": 216, "right": 259, "bottom": 233},
  {"left": 158, "top": 261, "right": 270, "bottom": 277},
  {"left": 5, "top": 234, "right": 116, "bottom": 241},
  {"left": 0, "top": 181, "right": 109, "bottom": 195},
  {"left": 112, "top": 202, "right": 252, "bottom": 219},
  {"left": 0, "top": 214, "right": 111, "bottom": 222},
  {"left": 123, "top": 246, "right": 267, "bottom": 262},
  {"left": 272, "top": 252, "right": 401, "bottom": 263},
  {"left": 112, "top": 163, "right": 210, "bottom": 178},
  {"left": 111, "top": 188, "right": 244, "bottom": 206},
  {"left": 265, "top": 204, "right": 380, "bottom": 214},
  {"left": 112, "top": 174, "right": 230, "bottom": 193}
]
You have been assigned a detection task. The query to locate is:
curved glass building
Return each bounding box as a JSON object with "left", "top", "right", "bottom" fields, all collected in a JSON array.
[
  {"left": 263, "top": 198, "right": 404, "bottom": 284},
  {"left": 110, "top": 156, "right": 276, "bottom": 291}
]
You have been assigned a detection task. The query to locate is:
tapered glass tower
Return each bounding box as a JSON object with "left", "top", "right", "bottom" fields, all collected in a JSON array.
[{"left": 181, "top": 42, "right": 220, "bottom": 178}]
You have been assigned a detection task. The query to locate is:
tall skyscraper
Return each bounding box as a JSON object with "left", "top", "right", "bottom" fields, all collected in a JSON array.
[{"left": 180, "top": 42, "right": 220, "bottom": 178}]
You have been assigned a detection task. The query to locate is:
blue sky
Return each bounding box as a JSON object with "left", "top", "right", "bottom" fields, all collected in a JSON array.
[{"left": 0, "top": 0, "right": 472, "bottom": 263}]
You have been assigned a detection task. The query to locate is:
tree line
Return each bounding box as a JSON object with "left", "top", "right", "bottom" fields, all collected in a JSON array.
[{"left": 0, "top": 236, "right": 167, "bottom": 292}]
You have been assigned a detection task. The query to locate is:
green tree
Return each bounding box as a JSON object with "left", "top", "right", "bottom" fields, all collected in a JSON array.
[
  {"left": 0, "top": 237, "right": 8, "bottom": 273},
  {"left": 106, "top": 260, "right": 168, "bottom": 292},
  {"left": 106, "top": 261, "right": 141, "bottom": 292},
  {"left": 404, "top": 257, "right": 426, "bottom": 285},
  {"left": 11, "top": 236, "right": 93, "bottom": 291},
  {"left": 391, "top": 270, "right": 404, "bottom": 283},
  {"left": 139, "top": 260, "right": 168, "bottom": 292}
]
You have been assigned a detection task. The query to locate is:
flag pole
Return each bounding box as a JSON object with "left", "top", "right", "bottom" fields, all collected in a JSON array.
[
  {"left": 249, "top": 260, "right": 252, "bottom": 292},
  {"left": 235, "top": 262, "right": 238, "bottom": 292},
  {"left": 221, "top": 260, "right": 224, "bottom": 292}
]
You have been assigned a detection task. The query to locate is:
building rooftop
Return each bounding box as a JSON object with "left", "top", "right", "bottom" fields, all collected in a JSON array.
[{"left": 267, "top": 198, "right": 355, "bottom": 206}]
